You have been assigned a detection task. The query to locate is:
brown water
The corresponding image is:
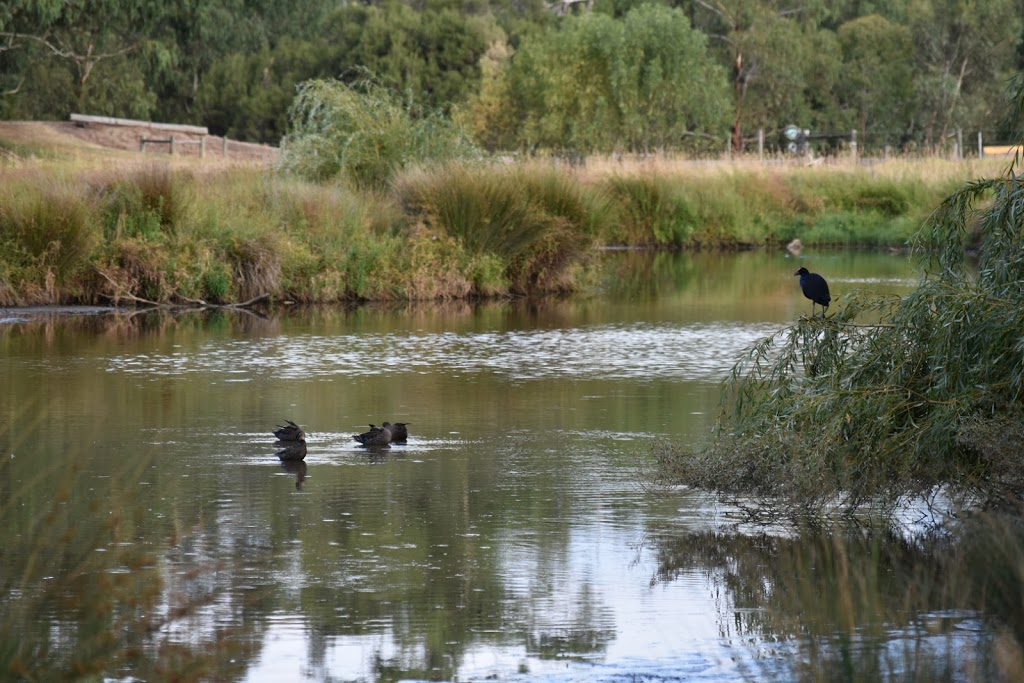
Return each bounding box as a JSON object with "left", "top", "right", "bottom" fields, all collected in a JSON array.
[{"left": 0, "top": 250, "right": 990, "bottom": 681}]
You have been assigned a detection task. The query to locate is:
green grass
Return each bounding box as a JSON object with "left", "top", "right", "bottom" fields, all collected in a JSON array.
[
  {"left": 0, "top": 158, "right": 979, "bottom": 305},
  {"left": 396, "top": 162, "right": 602, "bottom": 293}
]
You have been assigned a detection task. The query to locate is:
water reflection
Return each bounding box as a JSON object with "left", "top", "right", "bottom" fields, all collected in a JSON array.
[
  {"left": 280, "top": 461, "right": 307, "bottom": 489},
  {"left": 647, "top": 524, "right": 999, "bottom": 680},
  {"left": 4, "top": 249, "right": 975, "bottom": 682},
  {"left": 103, "top": 320, "right": 783, "bottom": 383}
]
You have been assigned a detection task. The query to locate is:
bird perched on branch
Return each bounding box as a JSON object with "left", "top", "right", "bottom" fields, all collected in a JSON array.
[{"left": 795, "top": 267, "right": 831, "bottom": 317}]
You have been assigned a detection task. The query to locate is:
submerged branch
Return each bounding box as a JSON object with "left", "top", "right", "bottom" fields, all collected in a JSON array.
[{"left": 97, "top": 268, "right": 269, "bottom": 311}]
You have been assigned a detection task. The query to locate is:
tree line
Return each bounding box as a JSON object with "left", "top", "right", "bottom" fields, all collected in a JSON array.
[{"left": 1, "top": 0, "right": 1021, "bottom": 155}]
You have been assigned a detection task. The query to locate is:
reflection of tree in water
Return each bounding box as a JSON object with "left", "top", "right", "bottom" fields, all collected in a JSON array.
[
  {"left": 0, "top": 456, "right": 265, "bottom": 680},
  {"left": 524, "top": 582, "right": 616, "bottom": 660},
  {"left": 295, "top": 468, "right": 617, "bottom": 679},
  {"left": 0, "top": 308, "right": 281, "bottom": 346},
  {"left": 648, "top": 525, "right": 1011, "bottom": 680}
]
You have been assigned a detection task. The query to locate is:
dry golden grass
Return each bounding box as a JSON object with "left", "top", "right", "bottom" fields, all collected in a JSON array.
[
  {"left": 0, "top": 121, "right": 276, "bottom": 172},
  {"left": 576, "top": 152, "right": 1009, "bottom": 184},
  {"left": 3, "top": 120, "right": 1007, "bottom": 186}
]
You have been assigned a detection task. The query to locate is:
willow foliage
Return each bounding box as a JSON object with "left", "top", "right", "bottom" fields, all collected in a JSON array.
[
  {"left": 278, "top": 78, "right": 478, "bottom": 189},
  {"left": 656, "top": 78, "right": 1024, "bottom": 520}
]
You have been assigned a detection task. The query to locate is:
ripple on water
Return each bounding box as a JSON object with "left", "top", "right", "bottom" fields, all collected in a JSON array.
[{"left": 106, "top": 321, "right": 781, "bottom": 383}]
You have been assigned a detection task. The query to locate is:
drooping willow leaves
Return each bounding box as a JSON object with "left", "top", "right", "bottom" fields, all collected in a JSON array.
[{"left": 656, "top": 76, "right": 1024, "bottom": 521}]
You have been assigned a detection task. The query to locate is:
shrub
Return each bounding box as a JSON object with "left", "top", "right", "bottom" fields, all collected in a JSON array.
[
  {"left": 278, "top": 78, "right": 478, "bottom": 190},
  {"left": 93, "top": 164, "right": 193, "bottom": 240},
  {"left": 603, "top": 174, "right": 694, "bottom": 246}
]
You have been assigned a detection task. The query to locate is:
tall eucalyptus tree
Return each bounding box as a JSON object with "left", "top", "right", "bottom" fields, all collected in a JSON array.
[
  {"left": 907, "top": 0, "right": 1022, "bottom": 149},
  {"left": 0, "top": 0, "right": 172, "bottom": 117},
  {"left": 835, "top": 14, "right": 914, "bottom": 148},
  {"left": 685, "top": 0, "right": 840, "bottom": 152}
]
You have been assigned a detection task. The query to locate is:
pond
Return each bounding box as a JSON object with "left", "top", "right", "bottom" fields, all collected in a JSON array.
[{"left": 0, "top": 249, "right": 998, "bottom": 681}]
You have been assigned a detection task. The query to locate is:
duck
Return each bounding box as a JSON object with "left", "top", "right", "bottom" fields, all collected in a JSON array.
[
  {"left": 276, "top": 438, "right": 307, "bottom": 462},
  {"left": 273, "top": 420, "right": 306, "bottom": 443},
  {"left": 383, "top": 421, "right": 410, "bottom": 442},
  {"left": 353, "top": 423, "right": 392, "bottom": 448}
]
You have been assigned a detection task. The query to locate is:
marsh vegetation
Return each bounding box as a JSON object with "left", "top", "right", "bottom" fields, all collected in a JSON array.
[{"left": 0, "top": 152, "right": 991, "bottom": 307}]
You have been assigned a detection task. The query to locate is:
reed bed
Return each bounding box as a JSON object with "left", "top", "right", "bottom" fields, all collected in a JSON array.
[{"left": 0, "top": 150, "right": 984, "bottom": 305}]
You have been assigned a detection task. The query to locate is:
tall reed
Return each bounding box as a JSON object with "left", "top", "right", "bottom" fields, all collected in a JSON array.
[
  {"left": 0, "top": 173, "right": 100, "bottom": 303},
  {"left": 0, "top": 149, "right": 991, "bottom": 305},
  {"left": 396, "top": 162, "right": 602, "bottom": 293}
]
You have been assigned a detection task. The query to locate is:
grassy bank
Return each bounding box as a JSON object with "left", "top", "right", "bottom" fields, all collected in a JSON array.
[{"left": 0, "top": 152, "right": 1001, "bottom": 306}]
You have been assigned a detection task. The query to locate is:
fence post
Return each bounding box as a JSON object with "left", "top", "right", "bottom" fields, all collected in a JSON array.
[
  {"left": 200, "top": 135, "right": 206, "bottom": 159},
  {"left": 758, "top": 128, "right": 764, "bottom": 161},
  {"left": 170, "top": 135, "right": 176, "bottom": 155},
  {"left": 850, "top": 129, "right": 858, "bottom": 163},
  {"left": 978, "top": 131, "right": 983, "bottom": 158},
  {"left": 956, "top": 128, "right": 963, "bottom": 160}
]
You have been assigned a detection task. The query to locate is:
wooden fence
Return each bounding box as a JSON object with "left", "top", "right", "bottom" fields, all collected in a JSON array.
[{"left": 70, "top": 113, "right": 277, "bottom": 162}]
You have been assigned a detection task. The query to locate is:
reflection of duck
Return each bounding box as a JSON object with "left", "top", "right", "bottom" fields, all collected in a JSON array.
[
  {"left": 383, "top": 421, "right": 410, "bottom": 442},
  {"left": 273, "top": 420, "right": 306, "bottom": 443},
  {"left": 280, "top": 460, "right": 307, "bottom": 490},
  {"left": 353, "top": 424, "right": 391, "bottom": 448},
  {"left": 276, "top": 439, "right": 307, "bottom": 461}
]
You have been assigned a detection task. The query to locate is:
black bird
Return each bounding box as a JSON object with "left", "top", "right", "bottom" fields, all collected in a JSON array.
[
  {"left": 795, "top": 267, "right": 831, "bottom": 317},
  {"left": 273, "top": 420, "right": 306, "bottom": 443},
  {"left": 383, "top": 421, "right": 410, "bottom": 442},
  {"left": 353, "top": 424, "right": 392, "bottom": 448},
  {"left": 276, "top": 439, "right": 307, "bottom": 462}
]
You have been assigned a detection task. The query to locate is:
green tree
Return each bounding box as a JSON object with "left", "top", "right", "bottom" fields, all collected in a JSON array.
[
  {"left": 907, "top": 0, "right": 1022, "bottom": 149},
  {"left": 278, "top": 78, "right": 478, "bottom": 189},
  {"left": 0, "top": 0, "right": 171, "bottom": 116},
  {"left": 835, "top": 14, "right": 914, "bottom": 148},
  {"left": 817, "top": 0, "right": 910, "bottom": 25},
  {"left": 496, "top": 4, "right": 729, "bottom": 154},
  {"left": 321, "top": 2, "right": 497, "bottom": 116},
  {"left": 453, "top": 40, "right": 520, "bottom": 151},
  {"left": 686, "top": 0, "right": 841, "bottom": 152},
  {"left": 199, "top": 38, "right": 328, "bottom": 141},
  {"left": 616, "top": 4, "right": 732, "bottom": 150}
]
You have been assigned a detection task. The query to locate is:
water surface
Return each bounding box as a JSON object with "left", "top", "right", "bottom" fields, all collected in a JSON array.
[{"left": 4, "top": 249, "right": 982, "bottom": 681}]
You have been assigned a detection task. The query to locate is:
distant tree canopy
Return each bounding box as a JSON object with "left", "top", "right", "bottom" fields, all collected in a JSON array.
[
  {"left": 464, "top": 4, "right": 729, "bottom": 154},
  {"left": 1, "top": 0, "right": 1022, "bottom": 153}
]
